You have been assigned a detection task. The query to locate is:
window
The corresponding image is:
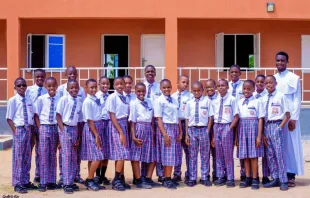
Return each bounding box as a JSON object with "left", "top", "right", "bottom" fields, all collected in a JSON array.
[
  {"left": 27, "top": 34, "right": 65, "bottom": 68},
  {"left": 216, "top": 33, "right": 260, "bottom": 68}
]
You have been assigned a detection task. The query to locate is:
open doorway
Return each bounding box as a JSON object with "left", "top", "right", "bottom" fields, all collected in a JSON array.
[
  {"left": 102, "top": 35, "right": 129, "bottom": 91},
  {"left": 28, "top": 35, "right": 45, "bottom": 68}
]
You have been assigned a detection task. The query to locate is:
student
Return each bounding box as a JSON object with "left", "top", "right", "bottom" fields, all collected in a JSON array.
[
  {"left": 129, "top": 82, "right": 156, "bottom": 189},
  {"left": 236, "top": 80, "right": 264, "bottom": 190},
  {"left": 171, "top": 75, "right": 193, "bottom": 182},
  {"left": 105, "top": 77, "right": 131, "bottom": 191},
  {"left": 95, "top": 76, "right": 111, "bottom": 185},
  {"left": 213, "top": 79, "right": 239, "bottom": 187},
  {"left": 7, "top": 78, "right": 37, "bottom": 193},
  {"left": 80, "top": 79, "right": 105, "bottom": 191},
  {"left": 56, "top": 80, "right": 83, "bottom": 194},
  {"left": 205, "top": 79, "right": 218, "bottom": 182},
  {"left": 57, "top": 66, "right": 85, "bottom": 186},
  {"left": 34, "top": 77, "right": 60, "bottom": 192},
  {"left": 254, "top": 75, "right": 270, "bottom": 184},
  {"left": 262, "top": 75, "right": 290, "bottom": 191},
  {"left": 25, "top": 69, "right": 47, "bottom": 183},
  {"left": 185, "top": 81, "right": 214, "bottom": 187},
  {"left": 123, "top": 75, "right": 137, "bottom": 103},
  {"left": 154, "top": 79, "right": 182, "bottom": 189}
]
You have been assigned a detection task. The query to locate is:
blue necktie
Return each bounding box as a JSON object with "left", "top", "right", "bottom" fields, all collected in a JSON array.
[
  {"left": 195, "top": 98, "right": 199, "bottom": 124},
  {"left": 95, "top": 98, "right": 101, "bottom": 106},
  {"left": 22, "top": 97, "right": 29, "bottom": 126},
  {"left": 37, "top": 87, "right": 42, "bottom": 97},
  {"left": 166, "top": 96, "right": 173, "bottom": 103},
  {"left": 218, "top": 98, "right": 224, "bottom": 123},
  {"left": 255, "top": 93, "right": 261, "bottom": 99},
  {"left": 232, "top": 83, "right": 237, "bottom": 97},
  {"left": 265, "top": 93, "right": 272, "bottom": 121},
  {"left": 119, "top": 95, "right": 127, "bottom": 104},
  {"left": 49, "top": 97, "right": 55, "bottom": 122},
  {"left": 178, "top": 93, "right": 181, "bottom": 108},
  {"left": 70, "top": 97, "right": 77, "bottom": 120},
  {"left": 242, "top": 98, "right": 249, "bottom": 106},
  {"left": 147, "top": 84, "right": 153, "bottom": 98},
  {"left": 141, "top": 101, "right": 149, "bottom": 110}
]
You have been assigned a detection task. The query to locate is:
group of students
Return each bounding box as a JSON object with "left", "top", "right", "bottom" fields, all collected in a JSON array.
[{"left": 7, "top": 52, "right": 300, "bottom": 194}]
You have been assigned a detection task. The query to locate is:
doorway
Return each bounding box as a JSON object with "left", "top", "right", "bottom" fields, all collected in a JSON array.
[{"left": 28, "top": 35, "right": 45, "bottom": 68}]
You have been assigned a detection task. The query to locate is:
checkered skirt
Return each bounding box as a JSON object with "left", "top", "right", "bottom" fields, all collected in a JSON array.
[
  {"left": 237, "top": 118, "right": 264, "bottom": 159},
  {"left": 108, "top": 118, "right": 130, "bottom": 160},
  {"left": 80, "top": 121, "right": 105, "bottom": 161},
  {"left": 130, "top": 122, "right": 155, "bottom": 163},
  {"left": 101, "top": 120, "right": 110, "bottom": 159},
  {"left": 159, "top": 123, "right": 182, "bottom": 166}
]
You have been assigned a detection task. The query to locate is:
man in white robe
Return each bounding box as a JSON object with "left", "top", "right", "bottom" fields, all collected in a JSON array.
[{"left": 274, "top": 51, "right": 304, "bottom": 187}]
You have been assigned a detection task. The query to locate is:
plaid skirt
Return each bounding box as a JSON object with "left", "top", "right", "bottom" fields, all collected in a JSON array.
[
  {"left": 108, "top": 118, "right": 130, "bottom": 160},
  {"left": 101, "top": 120, "right": 110, "bottom": 159},
  {"left": 130, "top": 122, "right": 155, "bottom": 163},
  {"left": 237, "top": 118, "right": 264, "bottom": 159},
  {"left": 159, "top": 123, "right": 182, "bottom": 166},
  {"left": 80, "top": 121, "right": 105, "bottom": 161}
]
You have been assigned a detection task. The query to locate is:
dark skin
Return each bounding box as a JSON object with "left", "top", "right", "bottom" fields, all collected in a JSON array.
[
  {"left": 145, "top": 66, "right": 156, "bottom": 84},
  {"left": 34, "top": 71, "right": 46, "bottom": 87},
  {"left": 124, "top": 77, "right": 133, "bottom": 95},
  {"left": 255, "top": 76, "right": 265, "bottom": 94},
  {"left": 65, "top": 67, "right": 78, "bottom": 81},
  {"left": 7, "top": 79, "right": 27, "bottom": 134},
  {"left": 229, "top": 67, "right": 241, "bottom": 83},
  {"left": 276, "top": 55, "right": 296, "bottom": 131}
]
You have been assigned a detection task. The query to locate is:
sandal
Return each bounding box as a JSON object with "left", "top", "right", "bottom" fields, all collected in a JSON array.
[
  {"left": 288, "top": 179, "right": 296, "bottom": 187},
  {"left": 112, "top": 179, "right": 126, "bottom": 191}
]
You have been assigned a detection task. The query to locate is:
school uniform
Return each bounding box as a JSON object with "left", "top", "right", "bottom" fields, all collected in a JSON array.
[
  {"left": 144, "top": 81, "right": 162, "bottom": 102},
  {"left": 96, "top": 91, "right": 110, "bottom": 159},
  {"left": 171, "top": 90, "right": 193, "bottom": 178},
  {"left": 129, "top": 98, "right": 155, "bottom": 163},
  {"left": 57, "top": 83, "right": 86, "bottom": 101},
  {"left": 105, "top": 91, "right": 130, "bottom": 160},
  {"left": 275, "top": 70, "right": 304, "bottom": 177},
  {"left": 208, "top": 93, "right": 218, "bottom": 178},
  {"left": 124, "top": 91, "right": 137, "bottom": 146},
  {"left": 185, "top": 96, "right": 214, "bottom": 181},
  {"left": 254, "top": 89, "right": 270, "bottom": 178},
  {"left": 213, "top": 93, "right": 238, "bottom": 181},
  {"left": 25, "top": 84, "right": 48, "bottom": 179},
  {"left": 56, "top": 95, "right": 82, "bottom": 186},
  {"left": 80, "top": 95, "right": 105, "bottom": 161},
  {"left": 237, "top": 96, "right": 264, "bottom": 159},
  {"left": 262, "top": 90, "right": 289, "bottom": 183},
  {"left": 6, "top": 94, "right": 34, "bottom": 186},
  {"left": 228, "top": 80, "right": 244, "bottom": 101},
  {"left": 154, "top": 94, "right": 181, "bottom": 166},
  {"left": 34, "top": 93, "right": 60, "bottom": 185}
]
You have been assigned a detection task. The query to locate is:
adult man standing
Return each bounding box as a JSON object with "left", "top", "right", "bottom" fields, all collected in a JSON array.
[{"left": 274, "top": 51, "right": 304, "bottom": 187}]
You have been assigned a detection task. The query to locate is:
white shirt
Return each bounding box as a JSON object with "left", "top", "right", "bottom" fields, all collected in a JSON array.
[
  {"left": 144, "top": 81, "right": 162, "bottom": 102},
  {"left": 56, "top": 95, "right": 82, "bottom": 126},
  {"left": 128, "top": 98, "right": 153, "bottom": 123},
  {"left": 57, "top": 83, "right": 86, "bottom": 102},
  {"left": 254, "top": 89, "right": 268, "bottom": 101},
  {"left": 237, "top": 96, "right": 264, "bottom": 119},
  {"left": 123, "top": 92, "right": 137, "bottom": 104},
  {"left": 262, "top": 90, "right": 290, "bottom": 121},
  {"left": 105, "top": 92, "right": 129, "bottom": 119},
  {"left": 34, "top": 93, "right": 60, "bottom": 125},
  {"left": 171, "top": 90, "right": 194, "bottom": 120},
  {"left": 185, "top": 96, "right": 214, "bottom": 127},
  {"left": 207, "top": 93, "right": 219, "bottom": 112},
  {"left": 213, "top": 93, "right": 239, "bottom": 124},
  {"left": 95, "top": 91, "right": 110, "bottom": 120},
  {"left": 274, "top": 69, "right": 301, "bottom": 120},
  {"left": 228, "top": 80, "right": 244, "bottom": 101},
  {"left": 82, "top": 95, "right": 102, "bottom": 122},
  {"left": 6, "top": 94, "right": 34, "bottom": 126},
  {"left": 26, "top": 84, "right": 48, "bottom": 103},
  {"left": 154, "top": 94, "right": 179, "bottom": 124}
]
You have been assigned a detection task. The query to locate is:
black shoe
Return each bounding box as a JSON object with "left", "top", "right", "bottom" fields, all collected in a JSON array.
[
  {"left": 251, "top": 179, "right": 260, "bottom": 190},
  {"left": 145, "top": 177, "right": 161, "bottom": 187},
  {"left": 239, "top": 178, "right": 251, "bottom": 188},
  {"left": 132, "top": 178, "right": 137, "bottom": 185},
  {"left": 186, "top": 180, "right": 197, "bottom": 187},
  {"left": 158, "top": 176, "right": 163, "bottom": 183},
  {"left": 22, "top": 182, "right": 38, "bottom": 190},
  {"left": 171, "top": 178, "right": 180, "bottom": 186},
  {"left": 136, "top": 181, "right": 152, "bottom": 189},
  {"left": 263, "top": 178, "right": 280, "bottom": 188},
  {"left": 101, "top": 177, "right": 111, "bottom": 185},
  {"left": 262, "top": 177, "right": 270, "bottom": 185},
  {"left": 33, "top": 177, "right": 40, "bottom": 183},
  {"left": 214, "top": 178, "right": 226, "bottom": 186},
  {"left": 280, "top": 183, "right": 288, "bottom": 191},
  {"left": 84, "top": 179, "right": 100, "bottom": 191},
  {"left": 38, "top": 184, "right": 47, "bottom": 192},
  {"left": 74, "top": 177, "right": 85, "bottom": 184},
  {"left": 200, "top": 179, "right": 212, "bottom": 187},
  {"left": 172, "top": 175, "right": 182, "bottom": 182},
  {"left": 112, "top": 179, "right": 126, "bottom": 191},
  {"left": 240, "top": 176, "right": 246, "bottom": 182},
  {"left": 72, "top": 184, "right": 80, "bottom": 191},
  {"left": 57, "top": 179, "right": 64, "bottom": 188},
  {"left": 226, "top": 180, "right": 235, "bottom": 188},
  {"left": 121, "top": 179, "right": 131, "bottom": 189},
  {"left": 162, "top": 179, "right": 177, "bottom": 189},
  {"left": 212, "top": 176, "right": 218, "bottom": 183},
  {"left": 94, "top": 176, "right": 100, "bottom": 183},
  {"left": 47, "top": 183, "right": 58, "bottom": 190},
  {"left": 14, "top": 185, "right": 28, "bottom": 194},
  {"left": 184, "top": 176, "right": 189, "bottom": 184},
  {"left": 63, "top": 185, "right": 74, "bottom": 194}
]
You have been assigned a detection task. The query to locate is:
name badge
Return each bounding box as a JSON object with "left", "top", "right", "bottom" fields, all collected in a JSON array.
[{"left": 28, "top": 104, "right": 33, "bottom": 113}]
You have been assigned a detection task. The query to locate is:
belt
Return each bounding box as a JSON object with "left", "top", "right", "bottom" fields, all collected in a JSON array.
[
  {"left": 266, "top": 119, "right": 282, "bottom": 123},
  {"left": 63, "top": 123, "right": 76, "bottom": 127},
  {"left": 190, "top": 126, "right": 207, "bottom": 129}
]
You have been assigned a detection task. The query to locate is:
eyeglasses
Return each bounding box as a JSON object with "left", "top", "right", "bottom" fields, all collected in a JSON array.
[{"left": 16, "top": 84, "right": 27, "bottom": 88}]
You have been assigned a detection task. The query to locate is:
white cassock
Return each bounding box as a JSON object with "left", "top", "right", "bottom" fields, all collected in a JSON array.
[{"left": 274, "top": 70, "right": 304, "bottom": 175}]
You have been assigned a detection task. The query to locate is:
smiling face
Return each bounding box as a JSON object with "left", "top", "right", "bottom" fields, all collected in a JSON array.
[
  {"left": 124, "top": 77, "right": 133, "bottom": 94},
  {"left": 217, "top": 80, "right": 228, "bottom": 97},
  {"left": 205, "top": 80, "right": 216, "bottom": 97},
  {"left": 229, "top": 67, "right": 241, "bottom": 83},
  {"left": 15, "top": 79, "right": 27, "bottom": 97},
  {"left": 45, "top": 79, "right": 58, "bottom": 97},
  {"left": 178, "top": 76, "right": 189, "bottom": 92},
  {"left": 242, "top": 82, "right": 254, "bottom": 98},
  {"left": 160, "top": 81, "right": 172, "bottom": 96},
  {"left": 65, "top": 67, "right": 78, "bottom": 81},
  {"left": 192, "top": 83, "right": 203, "bottom": 99},
  {"left": 255, "top": 76, "right": 265, "bottom": 93},
  {"left": 113, "top": 78, "right": 125, "bottom": 94},
  {"left": 265, "top": 76, "right": 277, "bottom": 94},
  {"left": 67, "top": 82, "right": 79, "bottom": 98},
  {"left": 34, "top": 71, "right": 46, "bottom": 87},
  {"left": 86, "top": 81, "right": 97, "bottom": 96},
  {"left": 135, "top": 85, "right": 146, "bottom": 101},
  {"left": 276, "top": 55, "right": 288, "bottom": 73},
  {"left": 99, "top": 78, "right": 110, "bottom": 93},
  {"left": 145, "top": 66, "right": 156, "bottom": 83}
]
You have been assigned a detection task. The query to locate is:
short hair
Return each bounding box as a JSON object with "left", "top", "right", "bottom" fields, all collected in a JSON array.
[
  {"left": 265, "top": 75, "right": 277, "bottom": 82},
  {"left": 144, "top": 65, "right": 156, "bottom": 71},
  {"left": 135, "top": 82, "right": 146, "bottom": 89},
  {"left": 65, "top": 66, "right": 77, "bottom": 73},
  {"left": 67, "top": 79, "right": 79, "bottom": 86},
  {"left": 206, "top": 79, "right": 216, "bottom": 86},
  {"left": 123, "top": 75, "right": 133, "bottom": 81},
  {"left": 160, "top": 79, "right": 171, "bottom": 86},
  {"left": 229, "top": 64, "right": 241, "bottom": 71},
  {"left": 34, "top": 69, "right": 46, "bottom": 75},
  {"left": 192, "top": 81, "right": 203, "bottom": 90},
  {"left": 113, "top": 77, "right": 124, "bottom": 85},
  {"left": 86, "top": 78, "right": 97, "bottom": 86},
  {"left": 45, "top": 77, "right": 57, "bottom": 84},
  {"left": 14, "top": 78, "right": 26, "bottom": 85},
  {"left": 243, "top": 80, "right": 255, "bottom": 88},
  {"left": 255, "top": 74, "right": 266, "bottom": 80},
  {"left": 99, "top": 76, "right": 109, "bottom": 82},
  {"left": 218, "top": 79, "right": 229, "bottom": 86},
  {"left": 276, "top": 51, "right": 289, "bottom": 61},
  {"left": 178, "top": 75, "right": 189, "bottom": 81}
]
